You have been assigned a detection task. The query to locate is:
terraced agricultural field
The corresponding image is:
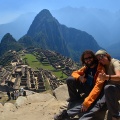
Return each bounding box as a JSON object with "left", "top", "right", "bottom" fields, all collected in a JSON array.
[{"left": 21, "top": 53, "right": 68, "bottom": 80}]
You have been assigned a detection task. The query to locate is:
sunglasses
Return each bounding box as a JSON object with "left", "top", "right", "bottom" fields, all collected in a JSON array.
[
  {"left": 84, "top": 56, "right": 93, "bottom": 61},
  {"left": 97, "top": 54, "right": 105, "bottom": 61}
]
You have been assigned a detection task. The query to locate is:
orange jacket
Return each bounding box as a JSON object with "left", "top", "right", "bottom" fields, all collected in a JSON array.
[{"left": 71, "top": 63, "right": 105, "bottom": 108}]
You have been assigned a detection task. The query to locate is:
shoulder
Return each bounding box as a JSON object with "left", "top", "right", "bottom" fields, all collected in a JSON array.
[
  {"left": 111, "top": 58, "right": 120, "bottom": 65},
  {"left": 111, "top": 58, "right": 120, "bottom": 70},
  {"left": 111, "top": 58, "right": 120, "bottom": 63}
]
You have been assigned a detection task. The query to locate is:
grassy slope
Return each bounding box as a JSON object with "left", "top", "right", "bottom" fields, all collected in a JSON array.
[{"left": 21, "top": 54, "right": 68, "bottom": 80}]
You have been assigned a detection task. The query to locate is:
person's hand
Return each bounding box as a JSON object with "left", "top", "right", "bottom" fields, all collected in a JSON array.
[
  {"left": 79, "top": 74, "right": 86, "bottom": 83},
  {"left": 81, "top": 104, "right": 88, "bottom": 112},
  {"left": 98, "top": 70, "right": 107, "bottom": 81}
]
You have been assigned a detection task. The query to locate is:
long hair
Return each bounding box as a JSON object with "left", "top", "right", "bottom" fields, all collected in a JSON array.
[
  {"left": 80, "top": 50, "right": 98, "bottom": 66},
  {"left": 105, "top": 53, "right": 111, "bottom": 61}
]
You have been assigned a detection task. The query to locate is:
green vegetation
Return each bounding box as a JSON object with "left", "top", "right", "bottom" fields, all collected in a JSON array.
[
  {"left": 0, "top": 33, "right": 23, "bottom": 56},
  {"left": 22, "top": 54, "right": 42, "bottom": 69},
  {"left": 21, "top": 53, "right": 68, "bottom": 80}
]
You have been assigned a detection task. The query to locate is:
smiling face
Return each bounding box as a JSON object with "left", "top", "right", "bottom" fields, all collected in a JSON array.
[
  {"left": 81, "top": 50, "right": 98, "bottom": 67},
  {"left": 96, "top": 54, "right": 109, "bottom": 65},
  {"left": 83, "top": 53, "right": 95, "bottom": 67}
]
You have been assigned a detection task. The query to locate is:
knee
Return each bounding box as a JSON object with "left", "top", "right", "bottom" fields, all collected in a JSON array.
[
  {"left": 66, "top": 76, "right": 75, "bottom": 84},
  {"left": 104, "top": 85, "right": 115, "bottom": 94}
]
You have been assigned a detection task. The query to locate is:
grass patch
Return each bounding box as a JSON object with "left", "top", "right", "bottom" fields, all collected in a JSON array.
[{"left": 21, "top": 54, "right": 68, "bottom": 80}]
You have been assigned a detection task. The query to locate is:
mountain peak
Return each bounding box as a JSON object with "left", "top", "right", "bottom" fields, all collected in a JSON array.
[
  {"left": 1, "top": 33, "right": 16, "bottom": 44},
  {"left": 23, "top": 9, "right": 101, "bottom": 61},
  {"left": 38, "top": 9, "right": 52, "bottom": 18},
  {"left": 33, "top": 9, "right": 53, "bottom": 23},
  {"left": 0, "top": 33, "right": 22, "bottom": 55},
  {"left": 27, "top": 9, "right": 57, "bottom": 37}
]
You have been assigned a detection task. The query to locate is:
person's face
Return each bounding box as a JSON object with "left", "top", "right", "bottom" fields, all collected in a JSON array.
[
  {"left": 96, "top": 54, "right": 109, "bottom": 65},
  {"left": 83, "top": 53, "right": 94, "bottom": 67}
]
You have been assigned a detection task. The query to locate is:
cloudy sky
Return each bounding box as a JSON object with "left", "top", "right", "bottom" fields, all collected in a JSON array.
[{"left": 0, "top": 0, "right": 120, "bottom": 24}]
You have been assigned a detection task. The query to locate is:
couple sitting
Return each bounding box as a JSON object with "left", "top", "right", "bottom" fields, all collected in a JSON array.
[{"left": 54, "top": 50, "right": 120, "bottom": 120}]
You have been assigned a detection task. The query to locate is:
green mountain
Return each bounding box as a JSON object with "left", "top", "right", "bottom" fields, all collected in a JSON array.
[
  {"left": 19, "top": 9, "right": 101, "bottom": 61},
  {"left": 0, "top": 9, "right": 101, "bottom": 61},
  {"left": 20, "top": 9, "right": 70, "bottom": 57},
  {"left": 0, "top": 33, "right": 23, "bottom": 56}
]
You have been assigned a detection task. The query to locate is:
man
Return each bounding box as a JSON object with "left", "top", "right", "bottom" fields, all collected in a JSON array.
[
  {"left": 54, "top": 50, "right": 106, "bottom": 120},
  {"left": 95, "top": 49, "right": 120, "bottom": 120}
]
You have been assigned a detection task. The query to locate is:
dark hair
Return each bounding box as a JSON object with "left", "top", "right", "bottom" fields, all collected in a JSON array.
[
  {"left": 80, "top": 50, "right": 98, "bottom": 65},
  {"left": 105, "top": 53, "right": 111, "bottom": 61}
]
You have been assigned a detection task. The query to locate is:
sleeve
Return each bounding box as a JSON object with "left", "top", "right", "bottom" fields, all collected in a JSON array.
[
  {"left": 82, "top": 65, "right": 105, "bottom": 108},
  {"left": 71, "top": 66, "right": 86, "bottom": 80},
  {"left": 113, "top": 60, "right": 120, "bottom": 71}
]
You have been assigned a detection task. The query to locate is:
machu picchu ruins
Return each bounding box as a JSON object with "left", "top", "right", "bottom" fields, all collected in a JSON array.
[{"left": 0, "top": 48, "right": 79, "bottom": 98}]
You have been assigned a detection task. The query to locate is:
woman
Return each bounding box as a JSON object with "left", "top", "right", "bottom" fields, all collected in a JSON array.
[{"left": 95, "top": 49, "right": 120, "bottom": 120}]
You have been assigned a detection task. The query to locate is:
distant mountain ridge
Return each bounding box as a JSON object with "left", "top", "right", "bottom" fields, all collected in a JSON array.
[
  {"left": 1, "top": 7, "right": 120, "bottom": 48},
  {"left": 51, "top": 7, "right": 120, "bottom": 47},
  {"left": 18, "top": 9, "right": 101, "bottom": 61},
  {"left": 0, "top": 8, "right": 120, "bottom": 59},
  {"left": 0, "top": 9, "right": 101, "bottom": 61},
  {"left": 0, "top": 12, "right": 36, "bottom": 40}
]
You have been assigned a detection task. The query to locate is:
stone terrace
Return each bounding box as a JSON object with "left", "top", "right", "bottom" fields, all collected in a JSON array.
[{"left": 0, "top": 48, "right": 79, "bottom": 93}]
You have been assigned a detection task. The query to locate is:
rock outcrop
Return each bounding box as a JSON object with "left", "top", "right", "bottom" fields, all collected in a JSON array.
[
  {"left": 0, "top": 84, "right": 69, "bottom": 120},
  {"left": 0, "top": 84, "right": 110, "bottom": 120}
]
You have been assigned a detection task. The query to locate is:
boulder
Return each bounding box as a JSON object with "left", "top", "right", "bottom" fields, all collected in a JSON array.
[
  {"left": 15, "top": 96, "right": 28, "bottom": 107},
  {"left": 4, "top": 103, "right": 16, "bottom": 112},
  {"left": 53, "top": 84, "right": 69, "bottom": 101}
]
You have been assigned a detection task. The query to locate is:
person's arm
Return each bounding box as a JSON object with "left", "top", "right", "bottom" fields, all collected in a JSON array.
[
  {"left": 99, "top": 60, "right": 120, "bottom": 81},
  {"left": 71, "top": 66, "right": 86, "bottom": 80},
  {"left": 113, "top": 70, "right": 120, "bottom": 81},
  {"left": 110, "top": 60, "right": 120, "bottom": 81},
  {"left": 82, "top": 65, "right": 106, "bottom": 109},
  {"left": 99, "top": 71, "right": 120, "bottom": 81}
]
